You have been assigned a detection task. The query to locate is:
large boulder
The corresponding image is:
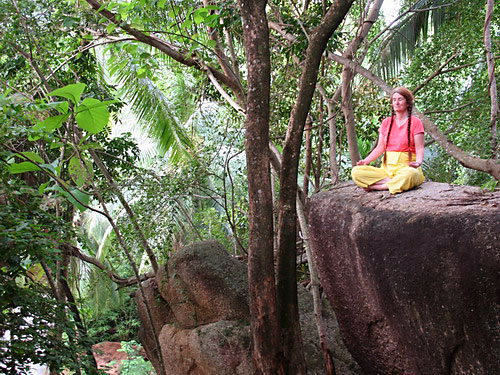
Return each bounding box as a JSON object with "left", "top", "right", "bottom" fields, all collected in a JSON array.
[
  {"left": 307, "top": 182, "right": 500, "bottom": 375},
  {"left": 136, "top": 240, "right": 363, "bottom": 375}
]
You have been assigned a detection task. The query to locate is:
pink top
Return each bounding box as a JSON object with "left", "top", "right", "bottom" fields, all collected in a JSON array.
[{"left": 379, "top": 115, "right": 424, "bottom": 153}]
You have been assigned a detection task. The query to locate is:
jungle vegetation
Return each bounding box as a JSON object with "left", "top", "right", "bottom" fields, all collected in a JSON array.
[{"left": 0, "top": 0, "right": 497, "bottom": 374}]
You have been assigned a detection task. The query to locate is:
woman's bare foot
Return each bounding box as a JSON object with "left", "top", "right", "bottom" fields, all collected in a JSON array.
[{"left": 364, "top": 178, "right": 390, "bottom": 191}]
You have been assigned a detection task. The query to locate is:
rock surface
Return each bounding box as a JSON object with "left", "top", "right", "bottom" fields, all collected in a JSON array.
[
  {"left": 156, "top": 240, "right": 249, "bottom": 328},
  {"left": 307, "top": 181, "right": 500, "bottom": 375},
  {"left": 136, "top": 240, "right": 363, "bottom": 375}
]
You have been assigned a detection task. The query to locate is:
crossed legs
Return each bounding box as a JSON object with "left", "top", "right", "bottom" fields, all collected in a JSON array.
[{"left": 352, "top": 165, "right": 424, "bottom": 194}]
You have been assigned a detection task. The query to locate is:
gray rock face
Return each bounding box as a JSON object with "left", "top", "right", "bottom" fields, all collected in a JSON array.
[
  {"left": 307, "top": 182, "right": 500, "bottom": 375},
  {"left": 136, "top": 240, "right": 363, "bottom": 375}
]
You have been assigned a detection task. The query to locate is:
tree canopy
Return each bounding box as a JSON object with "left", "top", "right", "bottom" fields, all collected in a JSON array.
[{"left": 0, "top": 0, "right": 497, "bottom": 373}]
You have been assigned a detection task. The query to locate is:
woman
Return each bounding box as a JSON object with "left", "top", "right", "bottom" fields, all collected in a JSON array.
[{"left": 351, "top": 87, "right": 425, "bottom": 194}]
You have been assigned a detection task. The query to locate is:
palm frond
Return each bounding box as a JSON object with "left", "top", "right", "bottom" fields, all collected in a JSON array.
[
  {"left": 107, "top": 47, "right": 196, "bottom": 163},
  {"left": 373, "top": 0, "right": 455, "bottom": 80}
]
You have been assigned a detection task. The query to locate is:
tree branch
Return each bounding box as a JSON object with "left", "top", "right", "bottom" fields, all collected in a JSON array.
[
  {"left": 412, "top": 51, "right": 460, "bottom": 94},
  {"left": 84, "top": 0, "right": 243, "bottom": 98},
  {"left": 69, "top": 244, "right": 154, "bottom": 286}
]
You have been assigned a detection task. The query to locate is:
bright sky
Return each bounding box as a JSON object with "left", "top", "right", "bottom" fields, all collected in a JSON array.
[{"left": 380, "top": 0, "right": 401, "bottom": 22}]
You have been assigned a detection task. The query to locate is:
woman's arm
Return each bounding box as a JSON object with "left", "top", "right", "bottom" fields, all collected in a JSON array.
[
  {"left": 409, "top": 133, "right": 424, "bottom": 168},
  {"left": 357, "top": 134, "right": 386, "bottom": 165}
]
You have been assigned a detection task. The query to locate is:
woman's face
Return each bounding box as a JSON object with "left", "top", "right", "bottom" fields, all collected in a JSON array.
[{"left": 392, "top": 92, "right": 408, "bottom": 113}]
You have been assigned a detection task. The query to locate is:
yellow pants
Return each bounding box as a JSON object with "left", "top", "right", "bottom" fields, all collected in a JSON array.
[{"left": 351, "top": 152, "right": 425, "bottom": 194}]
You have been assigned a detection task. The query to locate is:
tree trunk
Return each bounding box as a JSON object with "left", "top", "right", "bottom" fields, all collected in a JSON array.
[
  {"left": 296, "top": 196, "right": 336, "bottom": 375},
  {"left": 303, "top": 116, "right": 313, "bottom": 196},
  {"left": 276, "top": 2, "right": 354, "bottom": 374},
  {"left": 317, "top": 85, "right": 339, "bottom": 184},
  {"left": 340, "top": 0, "right": 384, "bottom": 166},
  {"left": 59, "top": 268, "right": 100, "bottom": 375},
  {"left": 315, "top": 97, "right": 325, "bottom": 189},
  {"left": 484, "top": 0, "right": 498, "bottom": 159},
  {"left": 237, "top": 1, "right": 284, "bottom": 373},
  {"left": 341, "top": 71, "right": 360, "bottom": 165}
]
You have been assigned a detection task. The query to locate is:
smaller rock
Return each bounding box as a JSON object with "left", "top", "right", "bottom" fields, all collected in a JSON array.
[
  {"left": 159, "top": 320, "right": 253, "bottom": 375},
  {"left": 156, "top": 240, "right": 249, "bottom": 328}
]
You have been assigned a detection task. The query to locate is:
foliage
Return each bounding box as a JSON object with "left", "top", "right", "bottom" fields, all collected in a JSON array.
[
  {"left": 0, "top": 83, "right": 137, "bottom": 373},
  {"left": 373, "top": 0, "right": 452, "bottom": 80},
  {"left": 0, "top": 0, "right": 497, "bottom": 372},
  {"left": 104, "top": 45, "right": 196, "bottom": 161},
  {"left": 85, "top": 292, "right": 140, "bottom": 342},
  {"left": 116, "top": 341, "right": 155, "bottom": 375},
  {"left": 0, "top": 176, "right": 94, "bottom": 374}
]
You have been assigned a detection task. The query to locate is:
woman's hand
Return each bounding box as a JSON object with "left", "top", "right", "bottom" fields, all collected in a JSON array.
[
  {"left": 357, "top": 159, "right": 369, "bottom": 166},
  {"left": 409, "top": 161, "right": 422, "bottom": 168}
]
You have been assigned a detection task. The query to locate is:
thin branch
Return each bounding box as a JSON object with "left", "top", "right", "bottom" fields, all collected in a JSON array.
[
  {"left": 203, "top": 0, "right": 244, "bottom": 95},
  {"left": 440, "top": 59, "right": 485, "bottom": 74},
  {"left": 296, "top": 195, "right": 336, "bottom": 375},
  {"left": 224, "top": 28, "right": 242, "bottom": 84},
  {"left": 203, "top": 63, "right": 246, "bottom": 114},
  {"left": 10, "top": 43, "right": 51, "bottom": 94},
  {"left": 88, "top": 149, "right": 159, "bottom": 272},
  {"left": 2, "top": 144, "right": 110, "bottom": 217},
  {"left": 88, "top": 178, "right": 167, "bottom": 375},
  {"left": 423, "top": 101, "right": 476, "bottom": 115},
  {"left": 70, "top": 244, "right": 154, "bottom": 286},
  {"left": 0, "top": 78, "right": 34, "bottom": 100},
  {"left": 413, "top": 51, "right": 460, "bottom": 94},
  {"left": 38, "top": 37, "right": 136, "bottom": 89}
]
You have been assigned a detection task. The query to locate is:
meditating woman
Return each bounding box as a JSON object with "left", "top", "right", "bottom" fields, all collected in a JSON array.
[{"left": 351, "top": 87, "right": 425, "bottom": 194}]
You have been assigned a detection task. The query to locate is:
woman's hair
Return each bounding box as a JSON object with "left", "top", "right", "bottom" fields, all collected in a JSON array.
[{"left": 384, "top": 87, "right": 414, "bottom": 164}]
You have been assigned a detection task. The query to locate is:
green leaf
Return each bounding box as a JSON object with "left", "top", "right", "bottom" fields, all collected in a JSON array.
[
  {"left": 47, "top": 101, "right": 69, "bottom": 114},
  {"left": 8, "top": 162, "right": 41, "bottom": 174},
  {"left": 70, "top": 188, "right": 91, "bottom": 212},
  {"left": 33, "top": 114, "right": 69, "bottom": 132},
  {"left": 38, "top": 182, "right": 49, "bottom": 194},
  {"left": 136, "top": 67, "right": 147, "bottom": 78},
  {"left": 193, "top": 13, "right": 205, "bottom": 25},
  {"left": 106, "top": 23, "right": 117, "bottom": 34},
  {"left": 75, "top": 98, "right": 112, "bottom": 134},
  {"left": 68, "top": 156, "right": 94, "bottom": 187},
  {"left": 54, "top": 186, "right": 90, "bottom": 212},
  {"left": 48, "top": 83, "right": 86, "bottom": 105},
  {"left": 49, "top": 142, "right": 65, "bottom": 150},
  {"left": 40, "top": 163, "right": 57, "bottom": 175},
  {"left": 21, "top": 151, "right": 44, "bottom": 164}
]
